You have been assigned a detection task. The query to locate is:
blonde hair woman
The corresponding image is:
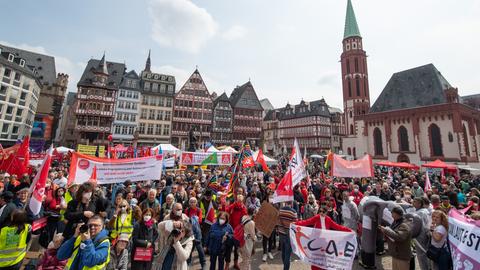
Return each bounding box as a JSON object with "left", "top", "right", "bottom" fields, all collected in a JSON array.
[{"left": 429, "top": 210, "right": 451, "bottom": 270}]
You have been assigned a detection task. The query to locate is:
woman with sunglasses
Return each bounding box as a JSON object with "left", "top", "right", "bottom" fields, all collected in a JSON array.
[{"left": 108, "top": 199, "right": 141, "bottom": 241}]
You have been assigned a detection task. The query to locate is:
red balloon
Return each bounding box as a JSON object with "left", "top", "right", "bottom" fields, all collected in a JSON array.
[{"left": 107, "top": 134, "right": 113, "bottom": 141}]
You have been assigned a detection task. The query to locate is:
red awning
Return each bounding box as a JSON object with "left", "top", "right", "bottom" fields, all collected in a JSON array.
[
  {"left": 421, "top": 159, "right": 457, "bottom": 170},
  {"left": 376, "top": 161, "right": 419, "bottom": 170}
]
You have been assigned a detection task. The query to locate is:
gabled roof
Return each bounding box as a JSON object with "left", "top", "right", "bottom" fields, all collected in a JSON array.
[
  {"left": 78, "top": 58, "right": 125, "bottom": 88},
  {"left": 120, "top": 70, "right": 140, "bottom": 89},
  {"left": 260, "top": 98, "right": 274, "bottom": 112},
  {"left": 370, "top": 64, "right": 452, "bottom": 113},
  {"left": 213, "top": 92, "right": 231, "bottom": 107},
  {"left": 278, "top": 99, "right": 331, "bottom": 120},
  {"left": 264, "top": 109, "right": 280, "bottom": 121},
  {"left": 0, "top": 43, "right": 56, "bottom": 85},
  {"left": 177, "top": 69, "right": 211, "bottom": 97},
  {"left": 229, "top": 81, "right": 263, "bottom": 110},
  {"left": 344, "top": 0, "right": 361, "bottom": 39}
]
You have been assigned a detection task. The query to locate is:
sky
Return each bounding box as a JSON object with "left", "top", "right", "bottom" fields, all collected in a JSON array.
[{"left": 1, "top": 0, "right": 479, "bottom": 109}]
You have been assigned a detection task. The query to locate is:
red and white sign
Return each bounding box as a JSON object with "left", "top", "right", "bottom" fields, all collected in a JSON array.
[
  {"left": 32, "top": 217, "right": 48, "bottom": 231},
  {"left": 272, "top": 170, "right": 293, "bottom": 204},
  {"left": 290, "top": 138, "right": 307, "bottom": 186},
  {"left": 331, "top": 154, "right": 373, "bottom": 178},
  {"left": 68, "top": 152, "right": 163, "bottom": 185},
  {"left": 180, "top": 152, "right": 233, "bottom": 166},
  {"left": 448, "top": 209, "right": 480, "bottom": 270}
]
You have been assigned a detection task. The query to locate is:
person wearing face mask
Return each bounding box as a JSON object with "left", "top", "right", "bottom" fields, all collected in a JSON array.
[
  {"left": 245, "top": 191, "right": 261, "bottom": 214},
  {"left": 108, "top": 199, "right": 141, "bottom": 241},
  {"left": 226, "top": 194, "right": 248, "bottom": 269},
  {"left": 206, "top": 212, "right": 233, "bottom": 270},
  {"left": 294, "top": 205, "right": 352, "bottom": 270},
  {"left": 63, "top": 182, "right": 97, "bottom": 240},
  {"left": 131, "top": 209, "right": 158, "bottom": 270},
  {"left": 303, "top": 194, "right": 319, "bottom": 220},
  {"left": 140, "top": 189, "right": 162, "bottom": 222},
  {"left": 349, "top": 185, "right": 364, "bottom": 205},
  {"left": 57, "top": 215, "right": 110, "bottom": 270}
]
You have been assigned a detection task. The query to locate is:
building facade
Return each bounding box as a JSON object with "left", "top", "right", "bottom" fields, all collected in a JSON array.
[
  {"left": 56, "top": 92, "right": 76, "bottom": 147},
  {"left": 138, "top": 52, "right": 175, "bottom": 145},
  {"left": 172, "top": 69, "right": 214, "bottom": 149},
  {"left": 112, "top": 70, "right": 141, "bottom": 144},
  {"left": 230, "top": 81, "right": 263, "bottom": 147},
  {"left": 329, "top": 107, "right": 346, "bottom": 153},
  {"left": 211, "top": 92, "right": 233, "bottom": 146},
  {"left": 73, "top": 54, "right": 125, "bottom": 146},
  {"left": 341, "top": 0, "right": 480, "bottom": 167},
  {"left": 0, "top": 45, "right": 42, "bottom": 146},
  {"left": 262, "top": 109, "right": 280, "bottom": 155}
]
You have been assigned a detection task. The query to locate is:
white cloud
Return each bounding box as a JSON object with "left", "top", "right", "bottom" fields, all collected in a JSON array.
[
  {"left": 0, "top": 41, "right": 82, "bottom": 93},
  {"left": 222, "top": 25, "right": 248, "bottom": 41},
  {"left": 148, "top": 0, "right": 218, "bottom": 53}
]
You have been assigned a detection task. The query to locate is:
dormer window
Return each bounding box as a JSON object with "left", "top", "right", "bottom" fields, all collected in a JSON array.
[
  {"left": 19, "top": 59, "right": 25, "bottom": 67},
  {"left": 8, "top": 54, "right": 14, "bottom": 62}
]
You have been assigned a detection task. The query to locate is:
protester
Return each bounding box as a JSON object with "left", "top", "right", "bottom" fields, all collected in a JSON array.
[
  {"left": 430, "top": 210, "right": 451, "bottom": 270},
  {"left": 187, "top": 215, "right": 206, "bottom": 269},
  {"left": 239, "top": 210, "right": 256, "bottom": 270},
  {"left": 0, "top": 209, "right": 31, "bottom": 270},
  {"left": 206, "top": 211, "right": 233, "bottom": 270},
  {"left": 106, "top": 233, "right": 129, "bottom": 270},
  {"left": 108, "top": 198, "right": 141, "bottom": 240},
  {"left": 131, "top": 208, "right": 158, "bottom": 270},
  {"left": 139, "top": 188, "right": 162, "bottom": 222},
  {"left": 57, "top": 215, "right": 110, "bottom": 270},
  {"left": 379, "top": 206, "right": 412, "bottom": 270},
  {"left": 226, "top": 193, "right": 247, "bottom": 269},
  {"left": 37, "top": 233, "right": 67, "bottom": 270},
  {"left": 278, "top": 203, "right": 298, "bottom": 270},
  {"left": 0, "top": 191, "right": 16, "bottom": 228},
  {"left": 63, "top": 182, "right": 96, "bottom": 239}
]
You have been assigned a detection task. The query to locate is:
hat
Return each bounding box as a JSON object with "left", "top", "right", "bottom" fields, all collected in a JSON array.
[
  {"left": 117, "top": 234, "right": 130, "bottom": 243},
  {"left": 391, "top": 206, "right": 404, "bottom": 216}
]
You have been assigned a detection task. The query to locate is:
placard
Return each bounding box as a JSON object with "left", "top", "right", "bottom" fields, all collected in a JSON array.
[
  {"left": 77, "top": 144, "right": 105, "bottom": 157},
  {"left": 253, "top": 202, "right": 279, "bottom": 238},
  {"left": 32, "top": 217, "right": 48, "bottom": 231}
]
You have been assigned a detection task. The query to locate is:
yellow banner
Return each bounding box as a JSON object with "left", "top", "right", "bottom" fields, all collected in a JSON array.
[{"left": 76, "top": 144, "right": 105, "bottom": 157}]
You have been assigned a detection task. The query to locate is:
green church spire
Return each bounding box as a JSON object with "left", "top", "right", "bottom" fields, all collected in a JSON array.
[{"left": 344, "top": 0, "right": 361, "bottom": 39}]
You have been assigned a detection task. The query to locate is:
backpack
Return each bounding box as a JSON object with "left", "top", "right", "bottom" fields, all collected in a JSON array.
[{"left": 233, "top": 218, "right": 251, "bottom": 248}]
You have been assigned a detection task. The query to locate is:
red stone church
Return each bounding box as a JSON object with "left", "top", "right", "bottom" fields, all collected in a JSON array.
[{"left": 341, "top": 0, "right": 480, "bottom": 167}]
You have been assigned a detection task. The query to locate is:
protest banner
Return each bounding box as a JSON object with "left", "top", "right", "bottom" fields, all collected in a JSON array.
[
  {"left": 67, "top": 152, "right": 163, "bottom": 185},
  {"left": 163, "top": 157, "right": 175, "bottom": 168},
  {"left": 180, "top": 151, "right": 233, "bottom": 166},
  {"left": 253, "top": 202, "right": 279, "bottom": 238},
  {"left": 77, "top": 144, "right": 105, "bottom": 157},
  {"left": 331, "top": 154, "right": 374, "bottom": 178},
  {"left": 32, "top": 216, "right": 48, "bottom": 232},
  {"left": 290, "top": 224, "right": 358, "bottom": 270},
  {"left": 448, "top": 208, "right": 480, "bottom": 270}
]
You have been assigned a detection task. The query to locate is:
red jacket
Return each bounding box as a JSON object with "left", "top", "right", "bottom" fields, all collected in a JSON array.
[
  {"left": 350, "top": 191, "right": 364, "bottom": 205},
  {"left": 185, "top": 207, "right": 203, "bottom": 224},
  {"left": 226, "top": 201, "right": 247, "bottom": 228},
  {"left": 295, "top": 215, "right": 351, "bottom": 270},
  {"left": 37, "top": 248, "right": 67, "bottom": 270}
]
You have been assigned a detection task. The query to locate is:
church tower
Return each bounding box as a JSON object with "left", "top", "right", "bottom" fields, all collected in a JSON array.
[{"left": 341, "top": 0, "right": 370, "bottom": 136}]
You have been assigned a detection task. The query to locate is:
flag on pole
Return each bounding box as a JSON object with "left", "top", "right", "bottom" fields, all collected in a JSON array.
[
  {"left": 89, "top": 166, "right": 97, "bottom": 184},
  {"left": 241, "top": 142, "right": 255, "bottom": 168},
  {"left": 324, "top": 150, "right": 333, "bottom": 169},
  {"left": 272, "top": 170, "right": 293, "bottom": 203},
  {"left": 424, "top": 169, "right": 432, "bottom": 192},
  {"left": 29, "top": 146, "right": 53, "bottom": 216},
  {"left": 290, "top": 138, "right": 307, "bottom": 187},
  {"left": 204, "top": 201, "right": 216, "bottom": 225},
  {"left": 387, "top": 167, "right": 393, "bottom": 184},
  {"left": 256, "top": 149, "right": 269, "bottom": 172}
]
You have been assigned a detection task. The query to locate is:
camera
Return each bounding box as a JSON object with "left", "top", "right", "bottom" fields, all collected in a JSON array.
[
  {"left": 171, "top": 228, "right": 181, "bottom": 238},
  {"left": 79, "top": 224, "right": 89, "bottom": 233}
]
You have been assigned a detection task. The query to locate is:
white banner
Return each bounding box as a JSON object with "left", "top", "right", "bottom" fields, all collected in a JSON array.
[
  {"left": 164, "top": 157, "right": 175, "bottom": 168},
  {"left": 290, "top": 224, "right": 357, "bottom": 270},
  {"left": 290, "top": 138, "right": 307, "bottom": 186},
  {"left": 180, "top": 152, "right": 233, "bottom": 166},
  {"left": 68, "top": 152, "right": 163, "bottom": 184},
  {"left": 448, "top": 209, "right": 480, "bottom": 270}
]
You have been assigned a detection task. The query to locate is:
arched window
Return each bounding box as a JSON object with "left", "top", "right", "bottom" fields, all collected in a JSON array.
[
  {"left": 348, "top": 78, "right": 352, "bottom": 97},
  {"left": 356, "top": 77, "right": 361, "bottom": 96},
  {"left": 429, "top": 124, "right": 443, "bottom": 156},
  {"left": 373, "top": 128, "right": 383, "bottom": 156},
  {"left": 398, "top": 126, "right": 409, "bottom": 152},
  {"left": 463, "top": 124, "right": 470, "bottom": 156},
  {"left": 347, "top": 147, "right": 352, "bottom": 155},
  {"left": 350, "top": 124, "right": 354, "bottom": 135}
]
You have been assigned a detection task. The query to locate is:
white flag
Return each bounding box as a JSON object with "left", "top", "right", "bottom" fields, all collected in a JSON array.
[
  {"left": 290, "top": 138, "right": 307, "bottom": 186},
  {"left": 29, "top": 146, "right": 53, "bottom": 216}
]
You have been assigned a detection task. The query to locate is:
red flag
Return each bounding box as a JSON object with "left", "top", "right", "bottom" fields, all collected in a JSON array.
[
  {"left": 256, "top": 149, "right": 269, "bottom": 172},
  {"left": 272, "top": 170, "right": 293, "bottom": 203},
  {"left": 89, "top": 166, "right": 97, "bottom": 184},
  {"left": 1, "top": 136, "right": 30, "bottom": 176},
  {"left": 205, "top": 201, "right": 216, "bottom": 225},
  {"left": 424, "top": 170, "right": 432, "bottom": 192},
  {"left": 29, "top": 146, "right": 53, "bottom": 215}
]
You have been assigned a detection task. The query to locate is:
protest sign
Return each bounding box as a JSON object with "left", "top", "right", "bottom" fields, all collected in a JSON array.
[
  {"left": 180, "top": 152, "right": 233, "bottom": 166},
  {"left": 332, "top": 154, "right": 374, "bottom": 178},
  {"left": 77, "top": 144, "right": 105, "bottom": 157},
  {"left": 448, "top": 208, "right": 480, "bottom": 270},
  {"left": 32, "top": 217, "right": 48, "bottom": 231},
  {"left": 290, "top": 224, "right": 358, "bottom": 270},
  {"left": 254, "top": 202, "right": 279, "bottom": 238},
  {"left": 68, "top": 152, "right": 163, "bottom": 185}
]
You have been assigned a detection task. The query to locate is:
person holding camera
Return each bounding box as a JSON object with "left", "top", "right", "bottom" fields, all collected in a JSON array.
[
  {"left": 57, "top": 215, "right": 110, "bottom": 270},
  {"left": 131, "top": 208, "right": 158, "bottom": 270},
  {"left": 159, "top": 220, "right": 195, "bottom": 270}
]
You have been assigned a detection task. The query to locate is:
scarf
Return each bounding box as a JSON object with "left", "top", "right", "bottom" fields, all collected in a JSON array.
[{"left": 144, "top": 219, "right": 154, "bottom": 228}]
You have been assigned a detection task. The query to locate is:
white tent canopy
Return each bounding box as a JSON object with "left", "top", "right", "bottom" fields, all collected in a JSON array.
[
  {"left": 55, "top": 146, "right": 74, "bottom": 153},
  {"left": 220, "top": 146, "right": 238, "bottom": 153},
  {"left": 206, "top": 146, "right": 220, "bottom": 152},
  {"left": 253, "top": 150, "right": 277, "bottom": 165},
  {"left": 152, "top": 144, "right": 180, "bottom": 155}
]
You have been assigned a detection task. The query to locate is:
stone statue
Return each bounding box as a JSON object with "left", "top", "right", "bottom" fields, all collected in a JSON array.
[{"left": 188, "top": 125, "right": 198, "bottom": 151}]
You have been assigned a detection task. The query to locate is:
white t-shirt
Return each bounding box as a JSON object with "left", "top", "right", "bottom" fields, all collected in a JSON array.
[{"left": 431, "top": 225, "right": 447, "bottom": 248}]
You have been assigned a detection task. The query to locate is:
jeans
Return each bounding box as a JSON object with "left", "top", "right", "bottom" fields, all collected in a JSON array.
[
  {"left": 210, "top": 252, "right": 225, "bottom": 270},
  {"left": 280, "top": 234, "right": 292, "bottom": 270},
  {"left": 262, "top": 233, "right": 274, "bottom": 254},
  {"left": 162, "top": 248, "right": 175, "bottom": 270},
  {"left": 225, "top": 240, "right": 239, "bottom": 263},
  {"left": 188, "top": 240, "right": 206, "bottom": 267}
]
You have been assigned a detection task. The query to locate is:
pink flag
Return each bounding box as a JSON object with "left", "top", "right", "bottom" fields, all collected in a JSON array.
[
  {"left": 331, "top": 154, "right": 374, "bottom": 178},
  {"left": 29, "top": 146, "right": 53, "bottom": 216},
  {"left": 424, "top": 169, "right": 432, "bottom": 192}
]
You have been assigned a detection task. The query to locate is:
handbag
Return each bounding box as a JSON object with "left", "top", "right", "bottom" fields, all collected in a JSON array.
[
  {"left": 134, "top": 247, "right": 153, "bottom": 261},
  {"left": 426, "top": 241, "right": 446, "bottom": 262}
]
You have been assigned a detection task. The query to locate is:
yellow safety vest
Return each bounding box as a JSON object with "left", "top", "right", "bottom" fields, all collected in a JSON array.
[
  {"left": 60, "top": 191, "right": 74, "bottom": 221},
  {"left": 0, "top": 225, "right": 30, "bottom": 267},
  {"left": 110, "top": 212, "right": 133, "bottom": 239},
  {"left": 65, "top": 236, "right": 110, "bottom": 270}
]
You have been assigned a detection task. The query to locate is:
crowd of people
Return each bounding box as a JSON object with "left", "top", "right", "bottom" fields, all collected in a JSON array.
[{"left": 0, "top": 156, "right": 479, "bottom": 270}]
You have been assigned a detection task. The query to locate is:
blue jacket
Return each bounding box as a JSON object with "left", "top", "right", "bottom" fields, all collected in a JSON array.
[
  {"left": 57, "top": 229, "right": 110, "bottom": 270},
  {"left": 206, "top": 221, "right": 233, "bottom": 254},
  {"left": 190, "top": 216, "right": 202, "bottom": 241}
]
